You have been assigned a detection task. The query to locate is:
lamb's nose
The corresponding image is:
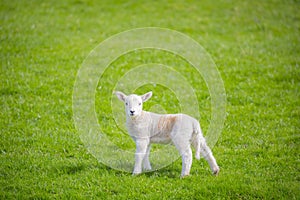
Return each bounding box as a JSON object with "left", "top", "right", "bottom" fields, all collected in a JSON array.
[{"left": 130, "top": 110, "right": 135, "bottom": 114}]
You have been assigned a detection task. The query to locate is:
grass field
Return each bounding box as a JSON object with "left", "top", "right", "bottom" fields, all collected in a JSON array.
[{"left": 1, "top": 0, "right": 299, "bottom": 199}]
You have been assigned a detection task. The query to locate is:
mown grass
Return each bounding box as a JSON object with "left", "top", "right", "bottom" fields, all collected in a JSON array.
[{"left": 1, "top": 0, "right": 299, "bottom": 199}]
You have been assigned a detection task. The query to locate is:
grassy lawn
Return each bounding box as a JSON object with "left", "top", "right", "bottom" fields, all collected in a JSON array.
[{"left": 1, "top": 0, "right": 299, "bottom": 199}]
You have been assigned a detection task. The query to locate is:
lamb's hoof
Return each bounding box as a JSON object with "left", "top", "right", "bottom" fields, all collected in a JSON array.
[
  {"left": 213, "top": 167, "right": 220, "bottom": 176},
  {"left": 143, "top": 167, "right": 152, "bottom": 171},
  {"left": 132, "top": 172, "right": 142, "bottom": 176},
  {"left": 180, "top": 174, "right": 190, "bottom": 179}
]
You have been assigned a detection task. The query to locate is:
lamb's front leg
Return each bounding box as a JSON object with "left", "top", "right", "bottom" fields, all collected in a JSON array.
[{"left": 133, "top": 139, "right": 149, "bottom": 175}]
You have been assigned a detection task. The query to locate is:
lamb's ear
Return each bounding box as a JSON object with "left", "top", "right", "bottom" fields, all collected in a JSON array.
[
  {"left": 115, "top": 91, "right": 127, "bottom": 102},
  {"left": 141, "top": 91, "right": 152, "bottom": 102}
]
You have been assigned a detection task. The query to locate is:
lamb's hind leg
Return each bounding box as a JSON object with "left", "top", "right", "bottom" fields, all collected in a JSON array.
[
  {"left": 172, "top": 134, "right": 193, "bottom": 178},
  {"left": 200, "top": 139, "right": 220, "bottom": 175},
  {"left": 180, "top": 147, "right": 193, "bottom": 178}
]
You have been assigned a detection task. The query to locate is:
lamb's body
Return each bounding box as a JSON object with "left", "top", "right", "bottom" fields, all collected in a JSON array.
[
  {"left": 115, "top": 91, "right": 220, "bottom": 177},
  {"left": 127, "top": 112, "right": 190, "bottom": 143}
]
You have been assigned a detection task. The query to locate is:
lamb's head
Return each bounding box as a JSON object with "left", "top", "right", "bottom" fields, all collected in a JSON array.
[{"left": 115, "top": 91, "right": 152, "bottom": 118}]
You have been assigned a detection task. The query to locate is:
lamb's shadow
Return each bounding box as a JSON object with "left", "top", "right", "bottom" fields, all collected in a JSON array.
[
  {"left": 143, "top": 168, "right": 180, "bottom": 179},
  {"left": 55, "top": 158, "right": 204, "bottom": 179},
  {"left": 55, "top": 160, "right": 207, "bottom": 179},
  {"left": 55, "top": 162, "right": 109, "bottom": 175}
]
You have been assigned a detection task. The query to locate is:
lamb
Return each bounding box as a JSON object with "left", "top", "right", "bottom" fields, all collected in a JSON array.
[{"left": 115, "top": 91, "right": 220, "bottom": 177}]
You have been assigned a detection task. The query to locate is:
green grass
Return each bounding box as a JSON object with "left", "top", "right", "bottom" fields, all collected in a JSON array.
[{"left": 1, "top": 0, "right": 299, "bottom": 199}]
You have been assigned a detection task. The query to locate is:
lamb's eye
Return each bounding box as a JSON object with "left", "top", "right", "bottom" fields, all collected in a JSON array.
[
  {"left": 125, "top": 103, "right": 128, "bottom": 106},
  {"left": 139, "top": 103, "right": 141, "bottom": 106}
]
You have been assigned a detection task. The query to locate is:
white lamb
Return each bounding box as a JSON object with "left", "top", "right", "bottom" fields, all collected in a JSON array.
[{"left": 115, "top": 91, "right": 220, "bottom": 177}]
